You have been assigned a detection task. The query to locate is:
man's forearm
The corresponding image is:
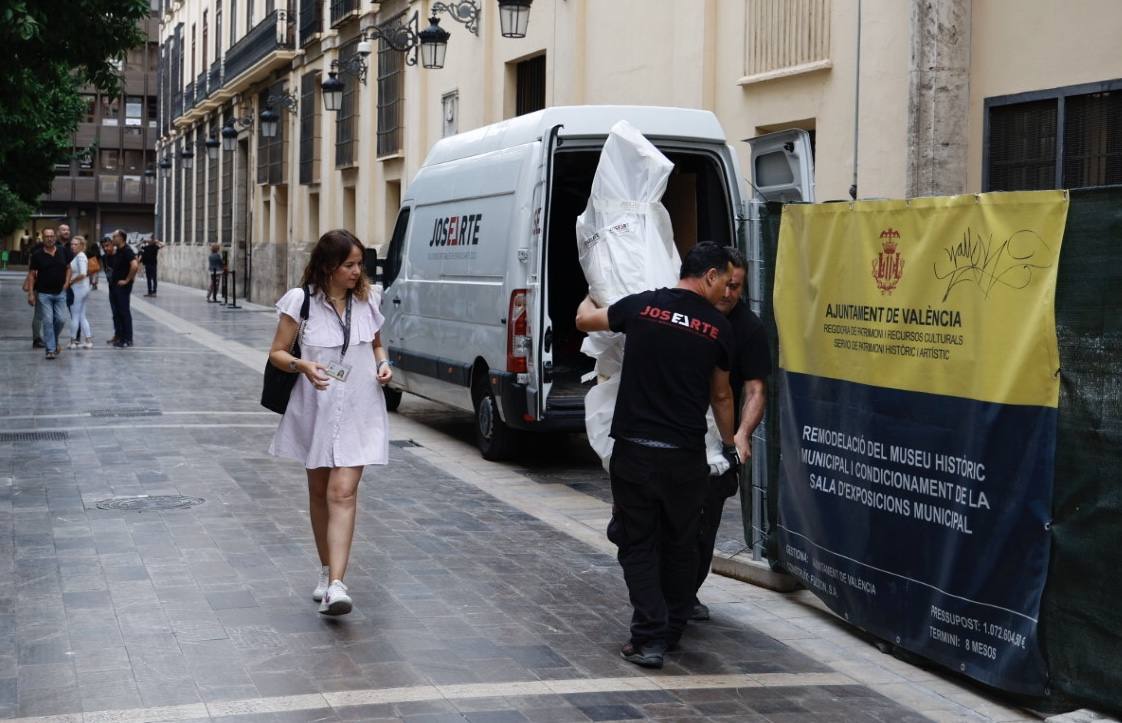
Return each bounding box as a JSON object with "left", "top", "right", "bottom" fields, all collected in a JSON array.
[
  {"left": 712, "top": 393, "right": 735, "bottom": 444},
  {"left": 735, "top": 381, "right": 767, "bottom": 440}
]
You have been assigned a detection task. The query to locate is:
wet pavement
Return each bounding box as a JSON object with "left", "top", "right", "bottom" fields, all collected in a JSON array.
[{"left": 0, "top": 272, "right": 1041, "bottom": 721}]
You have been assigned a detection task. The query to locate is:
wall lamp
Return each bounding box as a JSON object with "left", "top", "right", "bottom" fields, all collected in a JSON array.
[
  {"left": 260, "top": 90, "right": 298, "bottom": 138},
  {"left": 205, "top": 130, "right": 221, "bottom": 161},
  {"left": 180, "top": 145, "right": 194, "bottom": 170},
  {"left": 158, "top": 156, "right": 173, "bottom": 178},
  {"left": 497, "top": 0, "right": 532, "bottom": 39},
  {"left": 221, "top": 113, "right": 255, "bottom": 151}
]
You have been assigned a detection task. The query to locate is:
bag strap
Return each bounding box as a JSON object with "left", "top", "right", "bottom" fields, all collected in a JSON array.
[{"left": 286, "top": 287, "right": 311, "bottom": 357}]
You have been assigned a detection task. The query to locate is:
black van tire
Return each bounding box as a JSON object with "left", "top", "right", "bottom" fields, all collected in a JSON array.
[
  {"left": 384, "top": 387, "right": 403, "bottom": 412},
  {"left": 474, "top": 389, "right": 519, "bottom": 460}
]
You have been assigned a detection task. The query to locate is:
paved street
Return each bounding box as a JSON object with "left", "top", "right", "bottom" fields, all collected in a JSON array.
[{"left": 0, "top": 271, "right": 1043, "bottom": 722}]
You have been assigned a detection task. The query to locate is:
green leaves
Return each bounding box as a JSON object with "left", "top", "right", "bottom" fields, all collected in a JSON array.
[{"left": 0, "top": 0, "right": 150, "bottom": 232}]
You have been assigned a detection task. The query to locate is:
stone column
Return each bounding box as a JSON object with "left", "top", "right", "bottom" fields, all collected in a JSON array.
[{"left": 907, "top": 0, "right": 972, "bottom": 197}]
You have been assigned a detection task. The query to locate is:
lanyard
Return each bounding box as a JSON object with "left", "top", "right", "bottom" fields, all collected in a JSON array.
[{"left": 328, "top": 292, "right": 353, "bottom": 360}]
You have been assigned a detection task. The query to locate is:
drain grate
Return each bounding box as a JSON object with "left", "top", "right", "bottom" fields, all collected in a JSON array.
[
  {"left": 95, "top": 495, "right": 205, "bottom": 511},
  {"left": 390, "top": 439, "right": 423, "bottom": 448},
  {"left": 89, "top": 408, "right": 162, "bottom": 418},
  {"left": 0, "top": 431, "right": 69, "bottom": 442}
]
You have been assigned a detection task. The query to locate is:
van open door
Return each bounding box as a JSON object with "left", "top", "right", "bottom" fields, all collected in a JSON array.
[
  {"left": 528, "top": 124, "right": 564, "bottom": 421},
  {"left": 745, "top": 129, "right": 815, "bottom": 203}
]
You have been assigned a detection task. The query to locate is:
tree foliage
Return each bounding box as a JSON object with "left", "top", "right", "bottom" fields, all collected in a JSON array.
[{"left": 0, "top": 0, "right": 150, "bottom": 236}]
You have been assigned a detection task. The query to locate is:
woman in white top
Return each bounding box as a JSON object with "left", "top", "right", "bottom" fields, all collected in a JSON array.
[
  {"left": 67, "top": 236, "right": 93, "bottom": 348},
  {"left": 267, "top": 229, "right": 392, "bottom": 615}
]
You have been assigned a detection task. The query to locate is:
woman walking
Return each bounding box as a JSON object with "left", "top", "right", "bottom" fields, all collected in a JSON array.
[
  {"left": 67, "top": 235, "right": 93, "bottom": 348},
  {"left": 207, "top": 243, "right": 223, "bottom": 302},
  {"left": 267, "top": 229, "right": 392, "bottom": 615}
]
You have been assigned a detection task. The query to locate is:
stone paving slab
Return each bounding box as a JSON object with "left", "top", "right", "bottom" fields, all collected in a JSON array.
[{"left": 0, "top": 274, "right": 1051, "bottom": 722}]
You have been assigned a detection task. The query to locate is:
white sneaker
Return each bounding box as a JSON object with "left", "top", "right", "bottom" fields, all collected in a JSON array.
[
  {"left": 318, "top": 580, "right": 352, "bottom": 616},
  {"left": 312, "top": 565, "right": 330, "bottom": 602},
  {"left": 81, "top": 339, "right": 93, "bottom": 349},
  {"left": 67, "top": 340, "right": 79, "bottom": 349}
]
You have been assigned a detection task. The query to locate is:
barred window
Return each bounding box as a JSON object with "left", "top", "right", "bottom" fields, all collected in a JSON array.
[
  {"left": 376, "top": 27, "right": 403, "bottom": 157},
  {"left": 299, "top": 71, "right": 321, "bottom": 183},
  {"left": 221, "top": 110, "right": 234, "bottom": 245},
  {"left": 176, "top": 138, "right": 185, "bottom": 244},
  {"left": 208, "top": 126, "right": 219, "bottom": 244},
  {"left": 257, "top": 84, "right": 286, "bottom": 184},
  {"left": 985, "top": 80, "right": 1122, "bottom": 191},
  {"left": 516, "top": 54, "right": 546, "bottom": 116},
  {"left": 336, "top": 39, "right": 359, "bottom": 167},
  {"left": 195, "top": 126, "right": 206, "bottom": 243}
]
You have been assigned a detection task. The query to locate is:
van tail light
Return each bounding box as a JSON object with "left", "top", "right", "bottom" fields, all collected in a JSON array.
[{"left": 507, "top": 288, "right": 529, "bottom": 373}]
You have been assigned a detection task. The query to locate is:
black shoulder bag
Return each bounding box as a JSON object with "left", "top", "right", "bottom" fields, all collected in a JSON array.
[{"left": 261, "top": 287, "right": 311, "bottom": 414}]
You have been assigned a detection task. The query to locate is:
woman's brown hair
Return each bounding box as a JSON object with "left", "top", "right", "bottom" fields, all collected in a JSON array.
[{"left": 299, "top": 229, "right": 370, "bottom": 301}]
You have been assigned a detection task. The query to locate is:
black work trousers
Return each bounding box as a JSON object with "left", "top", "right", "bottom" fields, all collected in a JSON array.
[
  {"left": 608, "top": 439, "right": 708, "bottom": 647},
  {"left": 144, "top": 263, "right": 157, "bottom": 294},
  {"left": 110, "top": 284, "right": 133, "bottom": 343},
  {"left": 695, "top": 468, "right": 740, "bottom": 596}
]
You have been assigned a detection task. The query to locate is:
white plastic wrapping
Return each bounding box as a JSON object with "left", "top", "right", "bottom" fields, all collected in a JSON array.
[{"left": 576, "top": 120, "right": 729, "bottom": 475}]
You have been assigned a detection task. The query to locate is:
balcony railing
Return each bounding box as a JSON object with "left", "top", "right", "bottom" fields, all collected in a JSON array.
[
  {"left": 184, "top": 81, "right": 195, "bottom": 111},
  {"left": 196, "top": 70, "right": 208, "bottom": 100},
  {"left": 330, "top": 0, "right": 357, "bottom": 27},
  {"left": 225, "top": 9, "right": 294, "bottom": 82},
  {"left": 173, "top": 88, "right": 183, "bottom": 119},
  {"left": 208, "top": 59, "right": 223, "bottom": 97},
  {"left": 300, "top": 0, "right": 323, "bottom": 46}
]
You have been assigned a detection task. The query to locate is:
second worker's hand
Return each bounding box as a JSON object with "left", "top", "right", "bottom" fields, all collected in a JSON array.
[
  {"left": 734, "top": 432, "right": 751, "bottom": 465},
  {"left": 299, "top": 361, "right": 331, "bottom": 391}
]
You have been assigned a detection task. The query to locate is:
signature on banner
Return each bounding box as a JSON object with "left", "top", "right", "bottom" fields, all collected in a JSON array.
[{"left": 933, "top": 228, "right": 1052, "bottom": 302}]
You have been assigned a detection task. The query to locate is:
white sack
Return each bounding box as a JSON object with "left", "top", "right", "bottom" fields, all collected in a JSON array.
[{"left": 575, "top": 120, "right": 729, "bottom": 475}]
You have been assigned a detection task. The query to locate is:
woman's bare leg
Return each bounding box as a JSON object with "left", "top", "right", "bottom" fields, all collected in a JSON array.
[
  {"left": 326, "top": 466, "right": 363, "bottom": 581},
  {"left": 307, "top": 467, "right": 331, "bottom": 565}
]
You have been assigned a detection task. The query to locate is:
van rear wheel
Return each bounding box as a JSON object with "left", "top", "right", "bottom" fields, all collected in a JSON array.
[
  {"left": 384, "top": 387, "right": 402, "bottom": 412},
  {"left": 474, "top": 390, "right": 519, "bottom": 461}
]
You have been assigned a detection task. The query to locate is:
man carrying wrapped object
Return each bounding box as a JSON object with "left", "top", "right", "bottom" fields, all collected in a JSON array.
[{"left": 576, "top": 242, "right": 747, "bottom": 669}]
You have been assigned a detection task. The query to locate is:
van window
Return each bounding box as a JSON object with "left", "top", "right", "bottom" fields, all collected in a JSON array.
[{"left": 383, "top": 207, "right": 410, "bottom": 288}]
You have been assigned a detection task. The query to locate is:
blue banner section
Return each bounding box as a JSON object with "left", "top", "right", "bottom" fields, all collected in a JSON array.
[{"left": 778, "top": 371, "right": 1053, "bottom": 694}]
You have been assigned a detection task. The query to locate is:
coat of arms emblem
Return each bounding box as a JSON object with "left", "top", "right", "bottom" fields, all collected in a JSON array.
[{"left": 872, "top": 228, "right": 904, "bottom": 295}]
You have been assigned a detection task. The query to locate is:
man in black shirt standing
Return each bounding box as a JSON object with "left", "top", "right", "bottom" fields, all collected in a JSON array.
[
  {"left": 576, "top": 242, "right": 746, "bottom": 669},
  {"left": 109, "top": 230, "right": 138, "bottom": 348},
  {"left": 25, "top": 230, "right": 72, "bottom": 359},
  {"left": 691, "top": 248, "right": 772, "bottom": 621},
  {"left": 140, "top": 237, "right": 164, "bottom": 296}
]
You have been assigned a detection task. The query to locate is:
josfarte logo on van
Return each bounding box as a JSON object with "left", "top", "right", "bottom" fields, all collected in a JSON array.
[{"left": 429, "top": 214, "right": 483, "bottom": 247}]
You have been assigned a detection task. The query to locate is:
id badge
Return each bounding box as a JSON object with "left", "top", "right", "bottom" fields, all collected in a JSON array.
[{"left": 324, "top": 361, "right": 351, "bottom": 382}]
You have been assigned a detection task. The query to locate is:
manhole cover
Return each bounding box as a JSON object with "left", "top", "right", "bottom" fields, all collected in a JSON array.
[
  {"left": 0, "top": 431, "right": 69, "bottom": 442},
  {"left": 390, "top": 439, "right": 423, "bottom": 448},
  {"left": 95, "top": 495, "right": 204, "bottom": 511},
  {"left": 89, "top": 408, "right": 162, "bottom": 418}
]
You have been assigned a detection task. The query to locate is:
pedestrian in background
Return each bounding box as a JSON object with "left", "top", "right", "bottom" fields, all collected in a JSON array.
[
  {"left": 24, "top": 227, "right": 56, "bottom": 348},
  {"left": 25, "top": 229, "right": 71, "bottom": 359},
  {"left": 267, "top": 229, "right": 393, "bottom": 616},
  {"left": 67, "top": 235, "right": 94, "bottom": 349},
  {"left": 691, "top": 248, "right": 771, "bottom": 622},
  {"left": 206, "top": 243, "right": 223, "bottom": 302},
  {"left": 86, "top": 239, "right": 101, "bottom": 291},
  {"left": 57, "top": 225, "right": 77, "bottom": 338},
  {"left": 575, "top": 241, "right": 744, "bottom": 669},
  {"left": 141, "top": 237, "right": 164, "bottom": 297},
  {"left": 110, "top": 229, "right": 137, "bottom": 348},
  {"left": 102, "top": 238, "right": 118, "bottom": 344}
]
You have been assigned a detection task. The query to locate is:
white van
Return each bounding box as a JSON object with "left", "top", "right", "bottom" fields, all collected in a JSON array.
[{"left": 379, "top": 105, "right": 812, "bottom": 459}]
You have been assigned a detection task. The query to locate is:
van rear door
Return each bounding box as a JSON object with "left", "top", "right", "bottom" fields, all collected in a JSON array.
[
  {"left": 528, "top": 124, "right": 564, "bottom": 421},
  {"left": 746, "top": 129, "right": 816, "bottom": 202}
]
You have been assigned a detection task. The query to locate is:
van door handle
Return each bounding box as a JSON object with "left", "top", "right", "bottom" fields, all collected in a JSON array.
[
  {"left": 543, "top": 327, "right": 553, "bottom": 353},
  {"left": 392, "top": 298, "right": 401, "bottom": 305}
]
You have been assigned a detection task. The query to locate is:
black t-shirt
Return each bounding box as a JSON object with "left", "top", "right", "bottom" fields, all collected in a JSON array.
[
  {"left": 56, "top": 240, "right": 75, "bottom": 264},
  {"left": 607, "top": 288, "right": 732, "bottom": 450},
  {"left": 727, "top": 302, "right": 773, "bottom": 417},
  {"left": 113, "top": 246, "right": 136, "bottom": 286},
  {"left": 29, "top": 248, "right": 69, "bottom": 294},
  {"left": 140, "top": 244, "right": 159, "bottom": 265}
]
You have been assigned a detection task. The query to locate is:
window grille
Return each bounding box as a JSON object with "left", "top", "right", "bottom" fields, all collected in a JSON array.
[
  {"left": 516, "top": 55, "right": 545, "bottom": 116},
  {"left": 299, "top": 71, "right": 321, "bottom": 183},
  {"left": 336, "top": 39, "right": 359, "bottom": 166},
  {"left": 195, "top": 126, "right": 206, "bottom": 243},
  {"left": 376, "top": 28, "right": 404, "bottom": 157}
]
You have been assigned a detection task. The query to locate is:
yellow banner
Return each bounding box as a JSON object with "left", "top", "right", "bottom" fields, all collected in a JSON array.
[{"left": 774, "top": 191, "right": 1068, "bottom": 408}]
